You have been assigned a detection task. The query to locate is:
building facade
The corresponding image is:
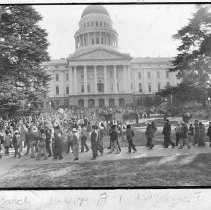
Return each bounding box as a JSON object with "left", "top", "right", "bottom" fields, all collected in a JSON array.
[{"left": 43, "top": 5, "right": 179, "bottom": 108}]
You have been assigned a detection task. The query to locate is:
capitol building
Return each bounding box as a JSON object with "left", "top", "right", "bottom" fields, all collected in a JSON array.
[{"left": 43, "top": 5, "right": 179, "bottom": 108}]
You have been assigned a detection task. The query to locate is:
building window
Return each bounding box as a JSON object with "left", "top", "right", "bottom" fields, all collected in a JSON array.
[
  {"left": 104, "top": 22, "right": 106, "bottom": 26},
  {"left": 56, "top": 86, "right": 59, "bottom": 95},
  {"left": 92, "top": 38, "right": 94, "bottom": 45},
  {"left": 96, "top": 21, "right": 98, "bottom": 26},
  {"left": 110, "top": 71, "right": 113, "bottom": 78},
  {"left": 55, "top": 100, "right": 60, "bottom": 106},
  {"left": 101, "top": 38, "right": 104, "bottom": 44},
  {"left": 138, "top": 72, "right": 142, "bottom": 79},
  {"left": 55, "top": 65, "right": 58, "bottom": 69},
  {"left": 167, "top": 82, "right": 170, "bottom": 87},
  {"left": 66, "top": 74, "right": 69, "bottom": 81},
  {"left": 100, "top": 21, "right": 102, "bottom": 26},
  {"left": 157, "top": 72, "right": 160, "bottom": 78},
  {"left": 56, "top": 74, "right": 59, "bottom": 81},
  {"left": 96, "top": 38, "right": 99, "bottom": 44},
  {"left": 88, "top": 85, "right": 90, "bottom": 92},
  {"left": 87, "top": 22, "right": 89, "bottom": 27},
  {"left": 81, "top": 74, "right": 84, "bottom": 79},
  {"left": 148, "top": 83, "right": 151, "bottom": 92},
  {"left": 148, "top": 72, "right": 151, "bottom": 79},
  {"left": 91, "top": 21, "right": 93, "bottom": 26},
  {"left": 81, "top": 85, "right": 84, "bottom": 93},
  {"left": 158, "top": 82, "right": 161, "bottom": 91},
  {"left": 166, "top": 71, "right": 169, "bottom": 78},
  {"left": 84, "top": 23, "right": 85, "bottom": 27},
  {"left": 66, "top": 87, "right": 69, "bottom": 95},
  {"left": 139, "top": 83, "right": 142, "bottom": 92}
]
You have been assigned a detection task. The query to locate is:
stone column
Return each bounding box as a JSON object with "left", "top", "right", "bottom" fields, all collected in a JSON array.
[
  {"left": 94, "top": 65, "right": 98, "bottom": 93},
  {"left": 84, "top": 66, "right": 87, "bottom": 94},
  {"left": 84, "top": 98, "right": 88, "bottom": 108},
  {"left": 88, "top": 33, "right": 90, "bottom": 45},
  {"left": 73, "top": 66, "right": 77, "bottom": 94},
  {"left": 123, "top": 65, "right": 127, "bottom": 92},
  {"left": 105, "top": 98, "right": 109, "bottom": 107},
  {"left": 103, "top": 65, "right": 107, "bottom": 93},
  {"left": 113, "top": 65, "right": 118, "bottom": 93},
  {"left": 69, "top": 66, "right": 73, "bottom": 95}
]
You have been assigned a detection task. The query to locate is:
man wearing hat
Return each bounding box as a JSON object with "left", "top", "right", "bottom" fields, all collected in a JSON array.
[
  {"left": 52, "top": 123, "right": 63, "bottom": 160},
  {"left": 109, "top": 124, "right": 120, "bottom": 154},
  {"left": 12, "top": 130, "right": 22, "bottom": 158},
  {"left": 90, "top": 125, "right": 103, "bottom": 160},
  {"left": 72, "top": 128, "right": 79, "bottom": 161}
]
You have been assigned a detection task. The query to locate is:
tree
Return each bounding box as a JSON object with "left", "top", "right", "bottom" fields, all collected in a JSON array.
[
  {"left": 169, "top": 5, "right": 211, "bottom": 105},
  {"left": 0, "top": 6, "right": 50, "bottom": 118}
]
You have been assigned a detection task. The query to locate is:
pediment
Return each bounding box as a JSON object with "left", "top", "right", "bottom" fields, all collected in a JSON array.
[{"left": 69, "top": 49, "right": 131, "bottom": 61}]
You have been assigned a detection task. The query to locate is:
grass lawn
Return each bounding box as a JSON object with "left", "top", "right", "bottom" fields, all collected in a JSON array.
[{"left": 1, "top": 153, "right": 211, "bottom": 188}]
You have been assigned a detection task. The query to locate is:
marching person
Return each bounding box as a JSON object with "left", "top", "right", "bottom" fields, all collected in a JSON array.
[
  {"left": 207, "top": 122, "right": 211, "bottom": 147},
  {"left": 193, "top": 120, "right": 199, "bottom": 145},
  {"left": 52, "top": 124, "right": 63, "bottom": 160},
  {"left": 109, "top": 125, "right": 120, "bottom": 154},
  {"left": 175, "top": 123, "right": 181, "bottom": 147},
  {"left": 80, "top": 124, "right": 89, "bottom": 153},
  {"left": 44, "top": 124, "right": 52, "bottom": 157},
  {"left": 151, "top": 120, "right": 157, "bottom": 148},
  {"left": 145, "top": 123, "right": 153, "bottom": 150},
  {"left": 198, "top": 122, "right": 205, "bottom": 147},
  {"left": 36, "top": 129, "right": 48, "bottom": 160},
  {"left": 179, "top": 122, "right": 191, "bottom": 149},
  {"left": 12, "top": 130, "right": 22, "bottom": 158},
  {"left": 188, "top": 123, "right": 194, "bottom": 144},
  {"left": 4, "top": 130, "right": 12, "bottom": 156},
  {"left": 162, "top": 119, "right": 175, "bottom": 148},
  {"left": 72, "top": 128, "right": 79, "bottom": 161},
  {"left": 90, "top": 125, "right": 103, "bottom": 160},
  {"left": 126, "top": 124, "right": 137, "bottom": 153},
  {"left": 30, "top": 125, "right": 39, "bottom": 158}
]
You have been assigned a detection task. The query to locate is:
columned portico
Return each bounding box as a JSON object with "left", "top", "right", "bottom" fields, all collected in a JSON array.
[
  {"left": 103, "top": 65, "right": 107, "bottom": 93},
  {"left": 84, "top": 65, "right": 88, "bottom": 94},
  {"left": 94, "top": 65, "right": 98, "bottom": 93},
  {"left": 113, "top": 65, "right": 118, "bottom": 93}
]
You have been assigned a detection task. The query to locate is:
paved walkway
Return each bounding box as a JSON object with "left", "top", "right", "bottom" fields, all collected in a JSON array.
[{"left": 0, "top": 143, "right": 211, "bottom": 170}]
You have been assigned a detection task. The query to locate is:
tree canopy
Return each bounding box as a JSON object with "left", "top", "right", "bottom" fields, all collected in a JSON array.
[
  {"left": 162, "top": 5, "right": 211, "bottom": 105},
  {"left": 0, "top": 6, "right": 50, "bottom": 118}
]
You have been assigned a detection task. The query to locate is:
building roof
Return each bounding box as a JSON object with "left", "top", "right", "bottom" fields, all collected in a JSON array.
[
  {"left": 81, "top": 5, "right": 110, "bottom": 18},
  {"left": 132, "top": 57, "right": 174, "bottom": 63},
  {"left": 42, "top": 58, "right": 68, "bottom": 66}
]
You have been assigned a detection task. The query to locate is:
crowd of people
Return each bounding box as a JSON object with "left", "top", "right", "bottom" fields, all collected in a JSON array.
[
  {"left": 0, "top": 110, "right": 138, "bottom": 161},
  {"left": 0, "top": 106, "right": 211, "bottom": 162}
]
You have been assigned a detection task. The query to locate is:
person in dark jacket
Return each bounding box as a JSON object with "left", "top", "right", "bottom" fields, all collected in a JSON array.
[
  {"left": 207, "top": 122, "right": 211, "bottom": 147},
  {"left": 193, "top": 120, "right": 199, "bottom": 145},
  {"left": 188, "top": 123, "right": 194, "bottom": 144},
  {"left": 12, "top": 130, "right": 22, "bottom": 158},
  {"left": 162, "top": 119, "right": 175, "bottom": 148},
  {"left": 52, "top": 125, "right": 63, "bottom": 160},
  {"left": 109, "top": 125, "right": 120, "bottom": 154},
  {"left": 126, "top": 124, "right": 137, "bottom": 153},
  {"left": 90, "top": 125, "right": 103, "bottom": 160},
  {"left": 44, "top": 126, "right": 52, "bottom": 157},
  {"left": 175, "top": 123, "right": 181, "bottom": 146},
  {"left": 179, "top": 122, "right": 190, "bottom": 149},
  {"left": 145, "top": 123, "right": 153, "bottom": 150}
]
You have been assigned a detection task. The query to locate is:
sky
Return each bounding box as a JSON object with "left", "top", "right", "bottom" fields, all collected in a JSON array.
[{"left": 34, "top": 4, "right": 196, "bottom": 59}]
